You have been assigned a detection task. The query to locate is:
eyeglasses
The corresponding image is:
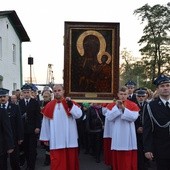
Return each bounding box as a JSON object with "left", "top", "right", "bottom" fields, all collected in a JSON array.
[{"left": 137, "top": 96, "right": 145, "bottom": 98}]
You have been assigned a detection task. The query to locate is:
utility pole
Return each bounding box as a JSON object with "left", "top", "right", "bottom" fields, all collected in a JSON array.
[{"left": 28, "top": 55, "right": 33, "bottom": 84}]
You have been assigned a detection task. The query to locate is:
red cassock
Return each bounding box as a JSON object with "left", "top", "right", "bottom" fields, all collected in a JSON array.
[
  {"left": 102, "top": 103, "right": 113, "bottom": 166},
  {"left": 103, "top": 137, "right": 112, "bottom": 166}
]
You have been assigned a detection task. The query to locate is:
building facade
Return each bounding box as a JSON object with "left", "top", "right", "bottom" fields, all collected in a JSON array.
[{"left": 0, "top": 10, "right": 30, "bottom": 94}]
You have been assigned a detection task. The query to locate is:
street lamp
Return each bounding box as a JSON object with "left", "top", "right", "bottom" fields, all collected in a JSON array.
[{"left": 28, "top": 55, "right": 33, "bottom": 83}]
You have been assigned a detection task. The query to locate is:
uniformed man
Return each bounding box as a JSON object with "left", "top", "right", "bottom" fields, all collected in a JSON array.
[
  {"left": 29, "top": 83, "right": 40, "bottom": 102},
  {"left": 0, "top": 88, "right": 23, "bottom": 170},
  {"left": 0, "top": 91, "right": 14, "bottom": 170},
  {"left": 125, "top": 80, "right": 137, "bottom": 103},
  {"left": 19, "top": 84, "right": 41, "bottom": 170},
  {"left": 134, "top": 88, "right": 148, "bottom": 170},
  {"left": 143, "top": 74, "right": 170, "bottom": 170}
]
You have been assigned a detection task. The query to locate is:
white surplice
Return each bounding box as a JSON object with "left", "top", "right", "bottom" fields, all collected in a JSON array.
[
  {"left": 106, "top": 105, "right": 139, "bottom": 151},
  {"left": 40, "top": 103, "right": 82, "bottom": 150}
]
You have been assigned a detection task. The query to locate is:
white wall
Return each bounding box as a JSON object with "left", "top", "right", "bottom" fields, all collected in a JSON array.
[{"left": 0, "top": 16, "right": 21, "bottom": 94}]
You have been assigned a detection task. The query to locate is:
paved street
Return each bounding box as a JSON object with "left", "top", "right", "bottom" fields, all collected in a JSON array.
[
  {"left": 8, "top": 143, "right": 111, "bottom": 170},
  {"left": 33, "top": 145, "right": 111, "bottom": 170},
  {"left": 8, "top": 143, "right": 156, "bottom": 170}
]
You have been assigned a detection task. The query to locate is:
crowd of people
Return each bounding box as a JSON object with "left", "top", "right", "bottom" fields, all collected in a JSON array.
[{"left": 0, "top": 74, "right": 170, "bottom": 170}]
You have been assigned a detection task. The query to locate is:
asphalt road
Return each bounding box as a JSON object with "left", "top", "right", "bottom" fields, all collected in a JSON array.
[
  {"left": 8, "top": 143, "right": 111, "bottom": 170},
  {"left": 33, "top": 146, "right": 111, "bottom": 170},
  {"left": 8, "top": 143, "right": 156, "bottom": 170}
]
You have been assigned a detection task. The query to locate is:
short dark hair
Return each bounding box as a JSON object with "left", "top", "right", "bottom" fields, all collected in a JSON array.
[{"left": 119, "top": 86, "right": 128, "bottom": 92}]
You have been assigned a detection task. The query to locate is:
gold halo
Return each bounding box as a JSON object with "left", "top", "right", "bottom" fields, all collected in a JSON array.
[
  {"left": 77, "top": 30, "right": 107, "bottom": 63},
  {"left": 99, "top": 51, "right": 112, "bottom": 64}
]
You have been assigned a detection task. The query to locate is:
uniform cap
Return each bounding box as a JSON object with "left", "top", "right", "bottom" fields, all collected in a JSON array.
[
  {"left": 153, "top": 74, "right": 170, "bottom": 86},
  {"left": 0, "top": 88, "right": 9, "bottom": 96},
  {"left": 135, "top": 88, "right": 147, "bottom": 97},
  {"left": 29, "top": 84, "right": 38, "bottom": 92},
  {"left": 21, "top": 84, "right": 32, "bottom": 91},
  {"left": 125, "top": 80, "right": 136, "bottom": 87}
]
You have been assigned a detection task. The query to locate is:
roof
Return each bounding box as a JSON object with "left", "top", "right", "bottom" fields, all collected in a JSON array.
[{"left": 0, "top": 10, "right": 30, "bottom": 42}]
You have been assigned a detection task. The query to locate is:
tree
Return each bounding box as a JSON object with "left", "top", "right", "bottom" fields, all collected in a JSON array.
[
  {"left": 120, "top": 48, "right": 147, "bottom": 88},
  {"left": 134, "top": 3, "right": 170, "bottom": 83}
]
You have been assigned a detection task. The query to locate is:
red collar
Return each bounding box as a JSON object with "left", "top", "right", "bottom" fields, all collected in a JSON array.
[
  {"left": 107, "top": 100, "right": 140, "bottom": 111},
  {"left": 42, "top": 99, "right": 71, "bottom": 119}
]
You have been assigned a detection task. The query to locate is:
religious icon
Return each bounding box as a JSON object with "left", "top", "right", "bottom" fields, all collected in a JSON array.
[
  {"left": 76, "top": 30, "right": 112, "bottom": 92},
  {"left": 64, "top": 22, "right": 119, "bottom": 101}
]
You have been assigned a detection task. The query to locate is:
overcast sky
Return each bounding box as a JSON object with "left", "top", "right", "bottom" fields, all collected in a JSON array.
[{"left": 0, "top": 0, "right": 168, "bottom": 84}]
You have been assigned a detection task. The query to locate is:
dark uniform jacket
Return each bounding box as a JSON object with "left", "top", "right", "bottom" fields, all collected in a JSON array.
[
  {"left": 86, "top": 106, "right": 105, "bottom": 132},
  {"left": 128, "top": 93, "right": 137, "bottom": 103},
  {"left": 135, "top": 101, "right": 148, "bottom": 154},
  {"left": 6, "top": 102, "right": 24, "bottom": 142},
  {"left": 143, "top": 98, "right": 170, "bottom": 159},
  {"left": 135, "top": 101, "right": 147, "bottom": 130},
  {"left": 0, "top": 108, "right": 14, "bottom": 155},
  {"left": 19, "top": 98, "right": 41, "bottom": 134}
]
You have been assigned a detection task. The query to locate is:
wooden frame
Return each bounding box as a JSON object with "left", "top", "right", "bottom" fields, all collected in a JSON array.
[{"left": 64, "top": 21, "right": 119, "bottom": 102}]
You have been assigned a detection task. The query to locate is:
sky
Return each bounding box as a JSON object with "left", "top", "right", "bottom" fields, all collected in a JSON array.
[{"left": 0, "top": 0, "right": 168, "bottom": 84}]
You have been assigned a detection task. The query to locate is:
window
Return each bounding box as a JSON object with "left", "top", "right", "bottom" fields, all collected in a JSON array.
[
  {"left": 0, "top": 37, "right": 2, "bottom": 60},
  {"left": 12, "top": 44, "right": 16, "bottom": 63},
  {"left": 13, "top": 83, "right": 17, "bottom": 91}
]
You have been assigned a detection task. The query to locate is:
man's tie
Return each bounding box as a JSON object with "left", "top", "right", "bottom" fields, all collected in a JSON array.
[
  {"left": 165, "top": 101, "right": 169, "bottom": 109},
  {"left": 128, "top": 95, "right": 132, "bottom": 99},
  {"left": 25, "top": 100, "right": 29, "bottom": 106},
  {"left": 2, "top": 104, "right": 6, "bottom": 109},
  {"left": 139, "top": 103, "right": 143, "bottom": 108}
]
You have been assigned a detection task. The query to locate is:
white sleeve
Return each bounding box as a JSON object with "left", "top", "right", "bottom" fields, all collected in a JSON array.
[
  {"left": 70, "top": 104, "right": 82, "bottom": 119},
  {"left": 39, "top": 116, "right": 50, "bottom": 141},
  {"left": 102, "top": 107, "right": 107, "bottom": 116},
  {"left": 106, "top": 105, "right": 122, "bottom": 121},
  {"left": 121, "top": 108, "right": 139, "bottom": 122}
]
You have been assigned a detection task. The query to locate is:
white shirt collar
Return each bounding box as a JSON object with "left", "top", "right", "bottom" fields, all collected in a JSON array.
[
  {"left": 160, "top": 97, "right": 170, "bottom": 105},
  {"left": 1, "top": 101, "right": 8, "bottom": 108},
  {"left": 25, "top": 98, "right": 30, "bottom": 102}
]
